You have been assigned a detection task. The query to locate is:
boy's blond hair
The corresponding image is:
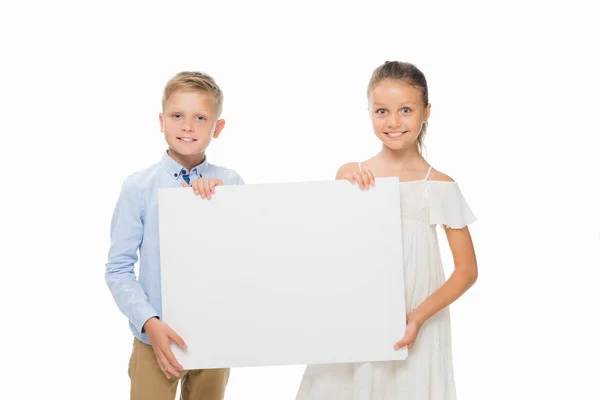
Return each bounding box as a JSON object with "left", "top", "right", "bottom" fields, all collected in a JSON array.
[{"left": 162, "top": 71, "right": 224, "bottom": 117}]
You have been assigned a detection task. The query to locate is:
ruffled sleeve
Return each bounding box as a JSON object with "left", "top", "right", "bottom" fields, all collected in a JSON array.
[{"left": 429, "top": 182, "right": 477, "bottom": 229}]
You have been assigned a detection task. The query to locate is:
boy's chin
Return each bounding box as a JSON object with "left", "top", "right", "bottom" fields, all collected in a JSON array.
[{"left": 169, "top": 145, "right": 204, "bottom": 157}]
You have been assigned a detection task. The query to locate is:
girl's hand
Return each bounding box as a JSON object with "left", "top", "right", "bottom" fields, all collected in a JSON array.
[
  {"left": 182, "top": 178, "right": 224, "bottom": 199},
  {"left": 343, "top": 169, "right": 375, "bottom": 190},
  {"left": 394, "top": 312, "right": 425, "bottom": 350}
]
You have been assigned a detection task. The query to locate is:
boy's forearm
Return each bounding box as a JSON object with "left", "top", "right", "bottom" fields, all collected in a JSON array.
[{"left": 105, "top": 262, "right": 158, "bottom": 334}]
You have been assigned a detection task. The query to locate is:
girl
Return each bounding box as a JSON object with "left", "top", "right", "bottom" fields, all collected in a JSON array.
[{"left": 296, "top": 61, "right": 478, "bottom": 400}]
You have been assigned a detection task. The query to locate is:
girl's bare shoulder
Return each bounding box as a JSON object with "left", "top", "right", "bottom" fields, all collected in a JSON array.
[
  {"left": 336, "top": 162, "right": 361, "bottom": 179},
  {"left": 429, "top": 168, "right": 455, "bottom": 182}
]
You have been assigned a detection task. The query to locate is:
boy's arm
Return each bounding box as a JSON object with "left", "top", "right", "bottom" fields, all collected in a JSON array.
[
  {"left": 234, "top": 172, "right": 244, "bottom": 185},
  {"left": 105, "top": 178, "right": 158, "bottom": 335}
]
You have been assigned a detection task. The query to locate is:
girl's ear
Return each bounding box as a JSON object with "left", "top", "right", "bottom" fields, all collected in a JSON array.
[{"left": 424, "top": 103, "right": 431, "bottom": 121}]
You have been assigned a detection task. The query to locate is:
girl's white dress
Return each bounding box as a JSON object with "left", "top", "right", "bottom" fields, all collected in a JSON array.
[{"left": 295, "top": 165, "right": 477, "bottom": 400}]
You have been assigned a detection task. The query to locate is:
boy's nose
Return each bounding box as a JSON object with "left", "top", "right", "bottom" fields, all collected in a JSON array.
[{"left": 181, "top": 122, "right": 194, "bottom": 132}]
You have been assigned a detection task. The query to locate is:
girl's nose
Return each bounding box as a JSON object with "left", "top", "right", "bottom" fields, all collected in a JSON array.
[{"left": 389, "top": 113, "right": 401, "bottom": 128}]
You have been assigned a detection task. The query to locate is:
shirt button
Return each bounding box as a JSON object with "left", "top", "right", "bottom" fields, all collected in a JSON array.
[
  {"left": 199, "top": 174, "right": 203, "bottom": 178},
  {"left": 174, "top": 173, "right": 178, "bottom": 177},
  {"left": 182, "top": 170, "right": 187, "bottom": 174}
]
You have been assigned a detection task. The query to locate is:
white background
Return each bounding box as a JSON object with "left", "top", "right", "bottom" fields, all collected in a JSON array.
[{"left": 1, "top": 0, "right": 599, "bottom": 399}]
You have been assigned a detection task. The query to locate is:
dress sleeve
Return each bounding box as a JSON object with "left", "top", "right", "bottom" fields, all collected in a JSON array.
[{"left": 429, "top": 182, "right": 477, "bottom": 229}]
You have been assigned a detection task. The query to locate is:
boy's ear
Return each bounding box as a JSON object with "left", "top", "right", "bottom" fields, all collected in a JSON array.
[
  {"left": 213, "top": 119, "right": 226, "bottom": 139},
  {"left": 159, "top": 113, "right": 165, "bottom": 133}
]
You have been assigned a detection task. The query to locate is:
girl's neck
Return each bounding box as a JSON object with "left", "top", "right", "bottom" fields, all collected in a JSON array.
[{"left": 376, "top": 145, "right": 427, "bottom": 171}]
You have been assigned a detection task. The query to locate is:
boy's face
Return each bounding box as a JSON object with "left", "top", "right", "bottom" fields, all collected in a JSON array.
[{"left": 159, "top": 90, "right": 224, "bottom": 161}]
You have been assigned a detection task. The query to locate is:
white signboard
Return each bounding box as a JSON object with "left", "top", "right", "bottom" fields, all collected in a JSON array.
[{"left": 159, "top": 178, "right": 406, "bottom": 369}]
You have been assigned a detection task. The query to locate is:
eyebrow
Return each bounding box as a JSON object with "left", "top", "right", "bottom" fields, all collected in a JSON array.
[
  {"left": 166, "top": 109, "right": 209, "bottom": 114},
  {"left": 372, "top": 102, "right": 419, "bottom": 107}
]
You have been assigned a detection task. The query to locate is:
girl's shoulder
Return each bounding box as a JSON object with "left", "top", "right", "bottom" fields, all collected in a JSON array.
[
  {"left": 427, "top": 168, "right": 454, "bottom": 183},
  {"left": 335, "top": 162, "right": 361, "bottom": 179}
]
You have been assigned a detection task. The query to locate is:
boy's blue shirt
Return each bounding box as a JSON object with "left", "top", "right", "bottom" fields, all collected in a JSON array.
[{"left": 106, "top": 151, "right": 244, "bottom": 344}]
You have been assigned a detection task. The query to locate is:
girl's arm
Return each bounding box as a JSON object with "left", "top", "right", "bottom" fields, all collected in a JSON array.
[
  {"left": 395, "top": 226, "right": 477, "bottom": 350},
  {"left": 411, "top": 169, "right": 478, "bottom": 323},
  {"left": 410, "top": 226, "right": 478, "bottom": 324}
]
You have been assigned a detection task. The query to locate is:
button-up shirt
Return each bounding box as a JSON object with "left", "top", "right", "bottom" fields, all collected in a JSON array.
[{"left": 105, "top": 151, "right": 244, "bottom": 344}]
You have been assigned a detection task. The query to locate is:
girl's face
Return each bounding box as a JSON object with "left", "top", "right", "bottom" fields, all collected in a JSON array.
[{"left": 368, "top": 79, "right": 430, "bottom": 151}]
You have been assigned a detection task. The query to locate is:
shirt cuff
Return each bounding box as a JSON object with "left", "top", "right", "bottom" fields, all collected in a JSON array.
[{"left": 135, "top": 306, "right": 160, "bottom": 335}]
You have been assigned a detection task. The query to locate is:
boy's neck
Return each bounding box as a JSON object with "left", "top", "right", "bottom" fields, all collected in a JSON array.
[{"left": 167, "top": 150, "right": 206, "bottom": 172}]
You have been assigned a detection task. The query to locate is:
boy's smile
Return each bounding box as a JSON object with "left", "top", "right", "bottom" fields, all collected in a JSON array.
[{"left": 176, "top": 136, "right": 198, "bottom": 143}]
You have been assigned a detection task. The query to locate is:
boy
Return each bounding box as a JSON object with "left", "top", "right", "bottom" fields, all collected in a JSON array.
[{"left": 105, "top": 71, "right": 243, "bottom": 400}]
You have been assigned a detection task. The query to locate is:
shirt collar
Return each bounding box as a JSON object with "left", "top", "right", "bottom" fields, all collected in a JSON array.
[{"left": 160, "top": 150, "right": 210, "bottom": 180}]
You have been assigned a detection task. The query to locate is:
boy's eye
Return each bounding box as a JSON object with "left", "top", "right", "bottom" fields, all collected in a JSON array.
[
  {"left": 172, "top": 113, "right": 181, "bottom": 119},
  {"left": 196, "top": 116, "right": 206, "bottom": 121},
  {"left": 376, "top": 109, "right": 387, "bottom": 115}
]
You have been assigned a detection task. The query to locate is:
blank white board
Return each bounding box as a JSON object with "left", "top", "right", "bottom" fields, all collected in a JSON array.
[{"left": 158, "top": 177, "right": 406, "bottom": 369}]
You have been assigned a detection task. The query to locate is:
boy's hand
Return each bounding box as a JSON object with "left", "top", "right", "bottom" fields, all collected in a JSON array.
[
  {"left": 343, "top": 169, "right": 375, "bottom": 190},
  {"left": 182, "top": 178, "right": 224, "bottom": 200},
  {"left": 143, "top": 317, "right": 187, "bottom": 379}
]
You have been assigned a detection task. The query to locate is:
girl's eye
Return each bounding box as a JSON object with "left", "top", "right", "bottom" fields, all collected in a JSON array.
[{"left": 401, "top": 107, "right": 411, "bottom": 114}]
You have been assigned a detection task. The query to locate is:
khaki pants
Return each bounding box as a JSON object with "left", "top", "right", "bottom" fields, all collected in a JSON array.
[{"left": 128, "top": 338, "right": 230, "bottom": 400}]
